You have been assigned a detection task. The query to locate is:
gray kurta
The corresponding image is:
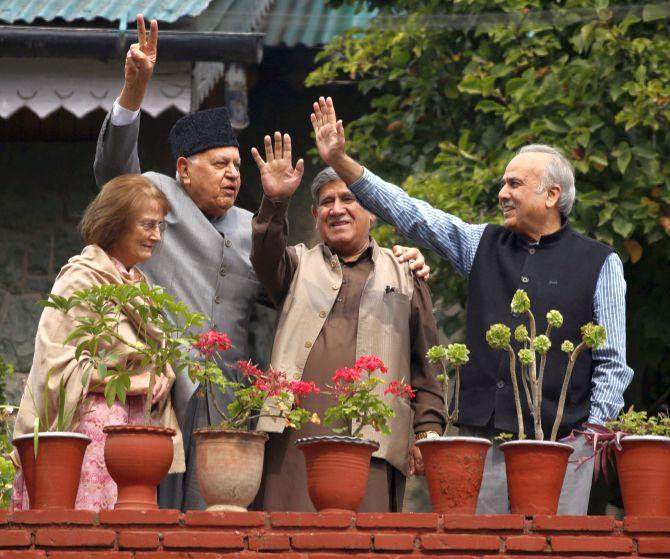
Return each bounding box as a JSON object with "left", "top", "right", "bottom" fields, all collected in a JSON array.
[{"left": 94, "top": 112, "right": 263, "bottom": 510}]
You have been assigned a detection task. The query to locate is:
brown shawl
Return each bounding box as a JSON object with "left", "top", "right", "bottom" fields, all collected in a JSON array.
[{"left": 13, "top": 244, "right": 184, "bottom": 473}]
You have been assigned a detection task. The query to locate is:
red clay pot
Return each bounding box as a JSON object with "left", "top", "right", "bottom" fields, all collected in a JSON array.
[
  {"left": 103, "top": 424, "right": 175, "bottom": 510},
  {"left": 617, "top": 435, "right": 670, "bottom": 516},
  {"left": 501, "top": 439, "right": 573, "bottom": 515},
  {"left": 417, "top": 436, "right": 491, "bottom": 514},
  {"left": 296, "top": 435, "right": 379, "bottom": 512},
  {"left": 13, "top": 432, "right": 91, "bottom": 509}
]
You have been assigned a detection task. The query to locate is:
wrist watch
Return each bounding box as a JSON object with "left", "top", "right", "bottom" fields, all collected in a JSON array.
[{"left": 415, "top": 430, "right": 440, "bottom": 441}]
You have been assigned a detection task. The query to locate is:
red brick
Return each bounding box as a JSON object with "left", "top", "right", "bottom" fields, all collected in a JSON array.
[
  {"left": 442, "top": 515, "right": 525, "bottom": 531},
  {"left": 270, "top": 513, "right": 353, "bottom": 529},
  {"left": 117, "top": 530, "right": 160, "bottom": 549},
  {"left": 0, "top": 512, "right": 10, "bottom": 525},
  {"left": 0, "top": 552, "right": 46, "bottom": 559},
  {"left": 135, "top": 554, "right": 225, "bottom": 559},
  {"left": 34, "top": 528, "right": 115, "bottom": 547},
  {"left": 505, "top": 535, "right": 546, "bottom": 552},
  {"left": 240, "top": 554, "right": 307, "bottom": 559},
  {"left": 532, "top": 515, "right": 616, "bottom": 532},
  {"left": 45, "top": 553, "right": 133, "bottom": 559},
  {"left": 98, "top": 509, "right": 181, "bottom": 525},
  {"left": 550, "top": 535, "right": 633, "bottom": 553},
  {"left": 373, "top": 533, "right": 416, "bottom": 551},
  {"left": 638, "top": 537, "right": 670, "bottom": 555},
  {"left": 421, "top": 534, "right": 500, "bottom": 551},
  {"left": 356, "top": 513, "right": 437, "bottom": 529},
  {"left": 248, "top": 534, "right": 290, "bottom": 551},
  {"left": 291, "top": 532, "right": 371, "bottom": 550},
  {"left": 11, "top": 511, "right": 96, "bottom": 525},
  {"left": 186, "top": 511, "right": 266, "bottom": 527},
  {"left": 163, "top": 531, "right": 244, "bottom": 549},
  {"left": 625, "top": 517, "right": 670, "bottom": 533},
  {"left": 0, "top": 530, "right": 31, "bottom": 547}
]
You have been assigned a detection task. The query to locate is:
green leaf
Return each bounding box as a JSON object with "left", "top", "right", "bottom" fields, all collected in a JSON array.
[
  {"left": 642, "top": 3, "right": 670, "bottom": 22},
  {"left": 612, "top": 215, "right": 635, "bottom": 238}
]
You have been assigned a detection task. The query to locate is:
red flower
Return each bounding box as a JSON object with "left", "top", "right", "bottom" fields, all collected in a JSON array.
[
  {"left": 331, "top": 367, "right": 361, "bottom": 384},
  {"left": 384, "top": 380, "right": 415, "bottom": 399},
  {"left": 237, "top": 360, "right": 264, "bottom": 379},
  {"left": 354, "top": 355, "right": 388, "bottom": 374},
  {"left": 193, "top": 330, "right": 232, "bottom": 358},
  {"left": 290, "top": 380, "right": 320, "bottom": 396}
]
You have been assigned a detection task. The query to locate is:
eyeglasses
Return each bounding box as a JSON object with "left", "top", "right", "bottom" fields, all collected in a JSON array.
[{"left": 138, "top": 220, "right": 167, "bottom": 232}]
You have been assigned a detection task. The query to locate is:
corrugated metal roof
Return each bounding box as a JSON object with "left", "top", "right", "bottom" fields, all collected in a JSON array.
[
  {"left": 0, "top": 0, "right": 213, "bottom": 24},
  {"left": 263, "top": 0, "right": 377, "bottom": 47},
  {"left": 196, "top": 0, "right": 377, "bottom": 47}
]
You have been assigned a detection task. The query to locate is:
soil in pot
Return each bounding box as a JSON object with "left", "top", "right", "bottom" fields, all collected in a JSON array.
[
  {"left": 296, "top": 435, "right": 379, "bottom": 513},
  {"left": 194, "top": 428, "right": 268, "bottom": 511},
  {"left": 617, "top": 435, "right": 670, "bottom": 517},
  {"left": 417, "top": 436, "right": 491, "bottom": 514},
  {"left": 13, "top": 432, "right": 91, "bottom": 509},
  {"left": 103, "top": 425, "right": 175, "bottom": 510},
  {"left": 501, "top": 439, "right": 573, "bottom": 515}
]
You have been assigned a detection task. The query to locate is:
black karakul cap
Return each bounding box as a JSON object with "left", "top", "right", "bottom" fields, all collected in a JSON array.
[{"left": 168, "top": 107, "right": 239, "bottom": 159}]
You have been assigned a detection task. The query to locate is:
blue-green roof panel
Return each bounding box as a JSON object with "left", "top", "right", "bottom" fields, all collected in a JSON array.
[{"left": 0, "top": 0, "right": 213, "bottom": 24}]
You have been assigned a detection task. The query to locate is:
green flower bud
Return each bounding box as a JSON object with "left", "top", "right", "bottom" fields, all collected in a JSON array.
[
  {"left": 514, "top": 324, "right": 528, "bottom": 342},
  {"left": 581, "top": 322, "right": 606, "bottom": 349},
  {"left": 546, "top": 309, "right": 563, "bottom": 328},
  {"left": 436, "top": 373, "right": 446, "bottom": 383},
  {"left": 510, "top": 289, "right": 531, "bottom": 314},
  {"left": 532, "top": 335, "right": 551, "bottom": 355},
  {"left": 561, "top": 340, "right": 575, "bottom": 353},
  {"left": 486, "top": 324, "right": 511, "bottom": 349},
  {"left": 518, "top": 348, "right": 535, "bottom": 364},
  {"left": 446, "top": 343, "right": 470, "bottom": 366},
  {"left": 426, "top": 345, "right": 448, "bottom": 363}
]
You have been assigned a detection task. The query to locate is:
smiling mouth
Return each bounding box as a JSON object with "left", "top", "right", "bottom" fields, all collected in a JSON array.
[{"left": 329, "top": 221, "right": 350, "bottom": 228}]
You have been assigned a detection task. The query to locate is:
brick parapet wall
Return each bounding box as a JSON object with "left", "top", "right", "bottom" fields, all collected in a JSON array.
[{"left": 0, "top": 510, "right": 669, "bottom": 558}]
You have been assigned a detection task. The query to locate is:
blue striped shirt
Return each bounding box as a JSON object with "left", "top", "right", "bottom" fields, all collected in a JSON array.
[{"left": 350, "top": 167, "right": 634, "bottom": 425}]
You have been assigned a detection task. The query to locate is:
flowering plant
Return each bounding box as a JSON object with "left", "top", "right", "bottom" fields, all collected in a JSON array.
[
  {"left": 189, "top": 331, "right": 320, "bottom": 430},
  {"left": 426, "top": 343, "right": 469, "bottom": 431},
  {"left": 323, "top": 355, "right": 414, "bottom": 438},
  {"left": 485, "top": 289, "right": 607, "bottom": 441}
]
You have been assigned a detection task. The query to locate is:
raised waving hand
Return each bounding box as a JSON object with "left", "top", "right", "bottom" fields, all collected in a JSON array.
[
  {"left": 251, "top": 132, "right": 305, "bottom": 201},
  {"left": 119, "top": 13, "right": 158, "bottom": 111}
]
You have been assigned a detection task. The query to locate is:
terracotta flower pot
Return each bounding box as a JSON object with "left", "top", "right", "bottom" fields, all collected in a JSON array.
[
  {"left": 416, "top": 436, "right": 491, "bottom": 514},
  {"left": 103, "top": 424, "right": 175, "bottom": 510},
  {"left": 13, "top": 432, "right": 91, "bottom": 509},
  {"left": 501, "top": 439, "right": 573, "bottom": 515},
  {"left": 296, "top": 435, "right": 379, "bottom": 513},
  {"left": 194, "top": 428, "right": 268, "bottom": 511},
  {"left": 616, "top": 435, "right": 670, "bottom": 517}
]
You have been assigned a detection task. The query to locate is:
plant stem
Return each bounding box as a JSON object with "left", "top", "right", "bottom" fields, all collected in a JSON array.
[
  {"left": 144, "top": 367, "right": 155, "bottom": 425},
  {"left": 506, "top": 345, "right": 525, "bottom": 439},
  {"left": 453, "top": 365, "right": 460, "bottom": 427},
  {"left": 536, "top": 325, "right": 553, "bottom": 433},
  {"left": 550, "top": 342, "right": 586, "bottom": 441},
  {"left": 520, "top": 363, "right": 533, "bottom": 409}
]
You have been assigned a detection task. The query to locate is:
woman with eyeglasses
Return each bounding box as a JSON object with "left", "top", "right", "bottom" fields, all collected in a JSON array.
[{"left": 12, "top": 174, "right": 184, "bottom": 511}]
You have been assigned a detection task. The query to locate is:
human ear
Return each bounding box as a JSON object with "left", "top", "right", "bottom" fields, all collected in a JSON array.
[
  {"left": 176, "top": 157, "right": 190, "bottom": 187},
  {"left": 545, "top": 184, "right": 561, "bottom": 209}
]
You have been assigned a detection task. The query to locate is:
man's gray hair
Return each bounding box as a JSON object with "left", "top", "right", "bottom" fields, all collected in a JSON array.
[
  {"left": 517, "top": 144, "right": 575, "bottom": 217},
  {"left": 310, "top": 166, "right": 344, "bottom": 205}
]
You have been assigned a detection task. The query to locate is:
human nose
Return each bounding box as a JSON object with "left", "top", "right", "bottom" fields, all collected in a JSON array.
[
  {"left": 498, "top": 183, "right": 510, "bottom": 202},
  {"left": 225, "top": 162, "right": 240, "bottom": 179}
]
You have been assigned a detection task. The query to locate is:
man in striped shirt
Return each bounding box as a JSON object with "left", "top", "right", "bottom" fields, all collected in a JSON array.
[{"left": 310, "top": 96, "right": 633, "bottom": 514}]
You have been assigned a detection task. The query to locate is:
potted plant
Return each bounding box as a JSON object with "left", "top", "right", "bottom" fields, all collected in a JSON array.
[
  {"left": 295, "top": 355, "right": 414, "bottom": 513},
  {"left": 485, "top": 288, "right": 606, "bottom": 514},
  {"left": 188, "top": 333, "right": 319, "bottom": 511},
  {"left": 415, "top": 343, "right": 491, "bottom": 514},
  {"left": 44, "top": 282, "right": 205, "bottom": 510},
  {"left": 12, "top": 370, "right": 92, "bottom": 510},
  {"left": 580, "top": 409, "right": 670, "bottom": 517}
]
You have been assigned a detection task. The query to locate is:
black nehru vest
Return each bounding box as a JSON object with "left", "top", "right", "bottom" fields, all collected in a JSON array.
[{"left": 459, "top": 221, "right": 612, "bottom": 438}]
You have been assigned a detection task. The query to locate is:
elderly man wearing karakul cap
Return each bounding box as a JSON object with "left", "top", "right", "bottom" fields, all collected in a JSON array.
[{"left": 93, "top": 14, "right": 266, "bottom": 511}]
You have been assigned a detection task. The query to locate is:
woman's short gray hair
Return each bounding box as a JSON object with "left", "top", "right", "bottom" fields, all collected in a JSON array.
[
  {"left": 517, "top": 144, "right": 576, "bottom": 217},
  {"left": 310, "top": 167, "right": 343, "bottom": 205}
]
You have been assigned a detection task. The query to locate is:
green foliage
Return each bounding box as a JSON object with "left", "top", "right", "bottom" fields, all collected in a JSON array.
[
  {"left": 0, "top": 406, "right": 15, "bottom": 508},
  {"left": 581, "top": 322, "right": 607, "bottom": 349},
  {"left": 44, "top": 283, "right": 208, "bottom": 425},
  {"left": 546, "top": 310, "right": 564, "bottom": 329},
  {"left": 514, "top": 324, "right": 528, "bottom": 342},
  {"left": 446, "top": 343, "right": 470, "bottom": 366},
  {"left": 486, "top": 323, "right": 511, "bottom": 349},
  {"left": 518, "top": 348, "right": 535, "bottom": 364},
  {"left": 532, "top": 334, "right": 551, "bottom": 355},
  {"left": 606, "top": 408, "right": 670, "bottom": 437},
  {"left": 494, "top": 431, "right": 515, "bottom": 441},
  {"left": 561, "top": 340, "right": 575, "bottom": 353},
  {"left": 511, "top": 289, "right": 531, "bottom": 314},
  {"left": 312, "top": 0, "right": 670, "bottom": 408}
]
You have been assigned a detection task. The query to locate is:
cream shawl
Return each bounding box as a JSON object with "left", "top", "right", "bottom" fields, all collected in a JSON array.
[{"left": 13, "top": 244, "right": 184, "bottom": 473}]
